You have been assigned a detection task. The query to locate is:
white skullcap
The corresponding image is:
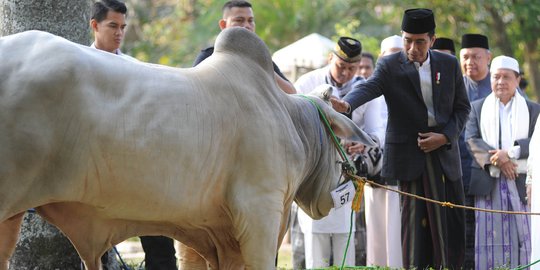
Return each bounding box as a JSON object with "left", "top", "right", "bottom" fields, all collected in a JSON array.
[
  {"left": 380, "top": 35, "right": 403, "bottom": 52},
  {"left": 490, "top": 55, "right": 519, "bottom": 74}
]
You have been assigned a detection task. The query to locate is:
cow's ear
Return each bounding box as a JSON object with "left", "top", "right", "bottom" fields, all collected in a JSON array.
[
  {"left": 307, "top": 84, "right": 334, "bottom": 105},
  {"left": 325, "top": 106, "right": 377, "bottom": 148}
]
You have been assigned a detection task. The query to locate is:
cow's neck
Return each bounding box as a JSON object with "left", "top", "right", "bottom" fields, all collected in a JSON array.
[{"left": 286, "top": 98, "right": 339, "bottom": 219}]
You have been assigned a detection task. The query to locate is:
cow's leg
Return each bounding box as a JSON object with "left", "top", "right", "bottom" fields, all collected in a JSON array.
[
  {"left": 174, "top": 229, "right": 223, "bottom": 270},
  {"left": 235, "top": 209, "right": 282, "bottom": 270},
  {"left": 35, "top": 204, "right": 111, "bottom": 270},
  {"left": 230, "top": 186, "right": 293, "bottom": 270},
  {"left": 238, "top": 221, "right": 280, "bottom": 269},
  {"left": 177, "top": 242, "right": 210, "bottom": 270},
  {"left": 0, "top": 212, "right": 24, "bottom": 270},
  {"left": 80, "top": 258, "right": 103, "bottom": 270}
]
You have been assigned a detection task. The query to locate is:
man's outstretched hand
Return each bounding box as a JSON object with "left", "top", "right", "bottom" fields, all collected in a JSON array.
[{"left": 330, "top": 97, "right": 350, "bottom": 113}]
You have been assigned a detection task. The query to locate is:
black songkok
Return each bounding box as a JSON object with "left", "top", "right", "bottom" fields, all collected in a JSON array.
[
  {"left": 461, "top": 34, "right": 489, "bottom": 49},
  {"left": 432, "top": 37, "right": 456, "bottom": 54},
  {"left": 401, "top": 8, "right": 436, "bottom": 34}
]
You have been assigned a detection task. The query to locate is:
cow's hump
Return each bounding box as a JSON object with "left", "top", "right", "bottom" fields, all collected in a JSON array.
[{"left": 213, "top": 27, "right": 273, "bottom": 74}]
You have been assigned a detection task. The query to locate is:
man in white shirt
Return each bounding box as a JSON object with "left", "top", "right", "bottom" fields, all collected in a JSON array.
[
  {"left": 359, "top": 35, "right": 401, "bottom": 269},
  {"left": 90, "top": 0, "right": 136, "bottom": 62},
  {"left": 294, "top": 36, "right": 368, "bottom": 268},
  {"left": 90, "top": 1, "right": 176, "bottom": 269}
]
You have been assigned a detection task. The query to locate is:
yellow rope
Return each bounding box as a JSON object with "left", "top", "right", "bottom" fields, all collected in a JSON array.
[
  {"left": 351, "top": 178, "right": 365, "bottom": 212},
  {"left": 347, "top": 172, "right": 540, "bottom": 216}
]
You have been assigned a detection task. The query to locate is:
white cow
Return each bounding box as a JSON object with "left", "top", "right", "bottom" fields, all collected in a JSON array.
[{"left": 0, "top": 28, "right": 375, "bottom": 270}]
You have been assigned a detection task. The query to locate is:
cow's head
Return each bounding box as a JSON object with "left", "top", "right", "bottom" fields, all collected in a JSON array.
[{"left": 294, "top": 94, "right": 376, "bottom": 219}]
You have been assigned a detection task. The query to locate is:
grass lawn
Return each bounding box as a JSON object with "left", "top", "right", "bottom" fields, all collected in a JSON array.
[
  {"left": 118, "top": 239, "right": 296, "bottom": 269},
  {"left": 116, "top": 239, "right": 419, "bottom": 270},
  {"left": 277, "top": 243, "right": 293, "bottom": 269}
]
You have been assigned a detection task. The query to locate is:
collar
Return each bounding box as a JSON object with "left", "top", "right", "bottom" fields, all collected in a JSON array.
[
  {"left": 324, "top": 67, "right": 356, "bottom": 90},
  {"left": 478, "top": 72, "right": 491, "bottom": 85},
  {"left": 498, "top": 93, "right": 518, "bottom": 108},
  {"left": 90, "top": 42, "right": 121, "bottom": 55},
  {"left": 325, "top": 68, "right": 341, "bottom": 87}
]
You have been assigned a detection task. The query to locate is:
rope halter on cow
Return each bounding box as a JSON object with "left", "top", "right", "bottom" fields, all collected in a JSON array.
[
  {"left": 298, "top": 95, "right": 364, "bottom": 212},
  {"left": 299, "top": 94, "right": 366, "bottom": 270}
]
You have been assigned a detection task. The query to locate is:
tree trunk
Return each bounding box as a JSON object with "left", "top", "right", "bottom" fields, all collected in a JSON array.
[
  {"left": 523, "top": 30, "right": 540, "bottom": 102},
  {"left": 0, "top": 1, "right": 118, "bottom": 269},
  {"left": 8, "top": 212, "right": 81, "bottom": 270},
  {"left": 0, "top": 0, "right": 90, "bottom": 44}
]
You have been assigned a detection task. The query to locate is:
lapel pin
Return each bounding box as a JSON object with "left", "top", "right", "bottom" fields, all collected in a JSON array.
[{"left": 436, "top": 72, "right": 441, "bottom": 84}]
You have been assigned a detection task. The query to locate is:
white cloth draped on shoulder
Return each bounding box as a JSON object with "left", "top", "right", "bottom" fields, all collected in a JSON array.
[{"left": 480, "top": 92, "right": 529, "bottom": 149}]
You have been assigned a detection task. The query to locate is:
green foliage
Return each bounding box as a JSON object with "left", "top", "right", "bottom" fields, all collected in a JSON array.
[
  {"left": 254, "top": 0, "right": 349, "bottom": 52},
  {"left": 334, "top": 19, "right": 381, "bottom": 60},
  {"left": 120, "top": 0, "right": 540, "bottom": 101},
  {"left": 124, "top": 0, "right": 222, "bottom": 67}
]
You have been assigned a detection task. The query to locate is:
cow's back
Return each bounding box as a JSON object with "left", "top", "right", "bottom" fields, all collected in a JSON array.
[
  {"left": 0, "top": 30, "right": 306, "bottom": 226},
  {"left": 0, "top": 29, "right": 351, "bottom": 270},
  {"left": 0, "top": 31, "right": 96, "bottom": 216}
]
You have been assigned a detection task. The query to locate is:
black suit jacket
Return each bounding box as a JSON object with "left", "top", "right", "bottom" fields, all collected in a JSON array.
[
  {"left": 344, "top": 50, "right": 470, "bottom": 181},
  {"left": 465, "top": 97, "right": 540, "bottom": 203}
]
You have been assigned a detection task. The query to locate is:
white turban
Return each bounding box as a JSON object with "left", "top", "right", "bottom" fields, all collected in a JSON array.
[
  {"left": 380, "top": 35, "right": 403, "bottom": 53},
  {"left": 490, "top": 55, "right": 519, "bottom": 74}
]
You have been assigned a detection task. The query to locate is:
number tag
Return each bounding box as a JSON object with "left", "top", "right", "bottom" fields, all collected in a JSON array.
[{"left": 330, "top": 181, "right": 356, "bottom": 209}]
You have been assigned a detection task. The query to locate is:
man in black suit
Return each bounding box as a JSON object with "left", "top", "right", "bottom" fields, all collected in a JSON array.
[{"left": 332, "top": 8, "right": 470, "bottom": 269}]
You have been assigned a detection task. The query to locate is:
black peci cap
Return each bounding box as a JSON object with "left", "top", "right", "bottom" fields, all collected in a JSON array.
[
  {"left": 461, "top": 34, "right": 489, "bottom": 49},
  {"left": 401, "top": 8, "right": 436, "bottom": 34},
  {"left": 432, "top": 37, "right": 455, "bottom": 54}
]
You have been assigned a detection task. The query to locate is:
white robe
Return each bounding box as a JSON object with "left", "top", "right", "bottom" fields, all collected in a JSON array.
[
  {"left": 294, "top": 67, "right": 360, "bottom": 268},
  {"left": 353, "top": 94, "right": 402, "bottom": 267},
  {"left": 294, "top": 66, "right": 358, "bottom": 235}
]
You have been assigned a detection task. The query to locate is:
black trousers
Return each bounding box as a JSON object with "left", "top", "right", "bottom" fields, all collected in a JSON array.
[
  {"left": 140, "top": 236, "right": 178, "bottom": 270},
  {"left": 400, "top": 153, "right": 465, "bottom": 270}
]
